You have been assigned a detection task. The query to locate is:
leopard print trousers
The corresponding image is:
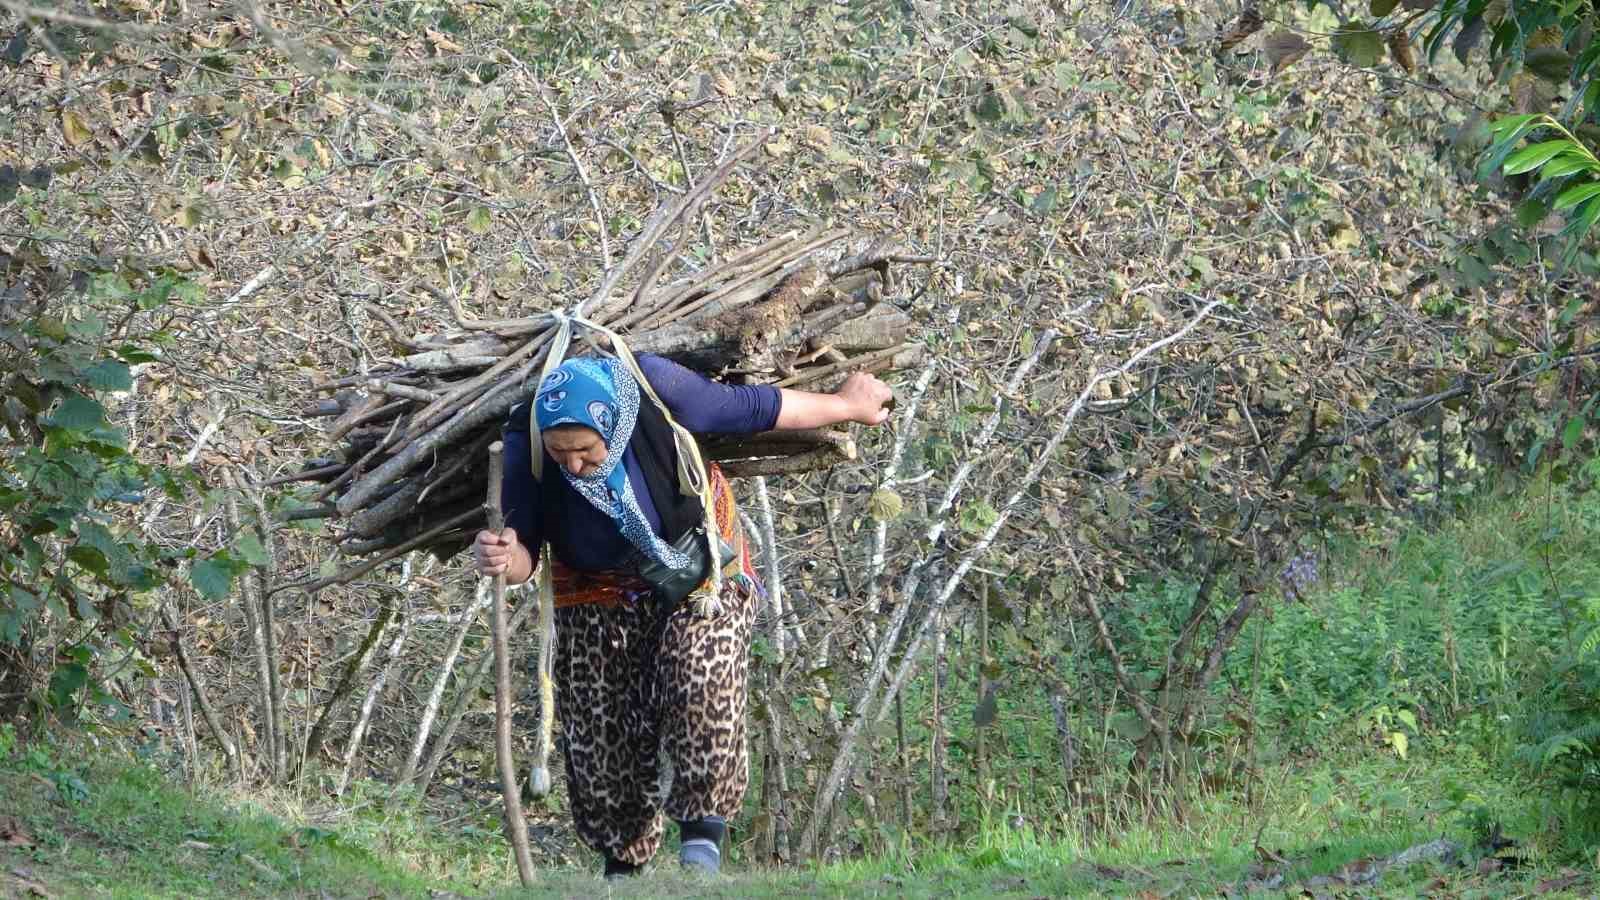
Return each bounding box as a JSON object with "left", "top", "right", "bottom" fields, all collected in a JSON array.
[{"left": 551, "top": 575, "right": 756, "bottom": 865}]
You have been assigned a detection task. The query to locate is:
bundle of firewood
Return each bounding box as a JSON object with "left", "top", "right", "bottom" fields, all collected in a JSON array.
[{"left": 273, "top": 132, "right": 930, "bottom": 579}]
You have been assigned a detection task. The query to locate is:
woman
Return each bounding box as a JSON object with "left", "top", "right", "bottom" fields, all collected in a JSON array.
[{"left": 474, "top": 352, "right": 891, "bottom": 878}]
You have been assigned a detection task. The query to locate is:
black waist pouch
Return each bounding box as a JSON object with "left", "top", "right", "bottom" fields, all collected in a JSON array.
[{"left": 631, "top": 527, "right": 737, "bottom": 607}]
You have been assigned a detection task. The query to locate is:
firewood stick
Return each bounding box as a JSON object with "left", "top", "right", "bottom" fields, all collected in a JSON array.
[
  {"left": 827, "top": 246, "right": 937, "bottom": 278},
  {"left": 584, "top": 129, "right": 772, "bottom": 314},
  {"left": 330, "top": 400, "right": 409, "bottom": 441},
  {"left": 721, "top": 445, "right": 856, "bottom": 478},
  {"left": 314, "top": 372, "right": 427, "bottom": 392},
  {"left": 261, "top": 462, "right": 346, "bottom": 487},
  {"left": 363, "top": 302, "right": 427, "bottom": 351},
  {"left": 618, "top": 228, "right": 806, "bottom": 328},
  {"left": 276, "top": 503, "right": 337, "bottom": 523},
  {"left": 315, "top": 414, "right": 406, "bottom": 504},
  {"left": 486, "top": 441, "right": 536, "bottom": 885},
  {"left": 701, "top": 428, "right": 856, "bottom": 460},
  {"left": 277, "top": 507, "right": 481, "bottom": 597},
  {"left": 776, "top": 343, "right": 917, "bottom": 389},
  {"left": 617, "top": 248, "right": 774, "bottom": 332},
  {"left": 367, "top": 380, "right": 440, "bottom": 403},
  {"left": 418, "top": 429, "right": 498, "bottom": 504},
  {"left": 406, "top": 327, "right": 552, "bottom": 437},
  {"left": 655, "top": 228, "right": 849, "bottom": 327},
  {"left": 336, "top": 347, "right": 547, "bottom": 515},
  {"left": 300, "top": 399, "right": 345, "bottom": 418}
]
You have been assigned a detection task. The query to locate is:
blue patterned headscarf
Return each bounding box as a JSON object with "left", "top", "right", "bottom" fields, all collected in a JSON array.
[{"left": 534, "top": 357, "right": 694, "bottom": 572}]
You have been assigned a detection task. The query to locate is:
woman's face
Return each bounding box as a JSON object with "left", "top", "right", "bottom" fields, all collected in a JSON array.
[{"left": 542, "top": 425, "right": 607, "bottom": 478}]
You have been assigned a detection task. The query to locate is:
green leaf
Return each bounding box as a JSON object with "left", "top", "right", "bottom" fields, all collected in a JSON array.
[
  {"left": 1453, "top": 15, "right": 1485, "bottom": 65},
  {"left": 972, "top": 685, "right": 998, "bottom": 728},
  {"left": 1524, "top": 47, "right": 1572, "bottom": 82},
  {"left": 466, "top": 206, "right": 493, "bottom": 235},
  {"left": 1109, "top": 712, "right": 1150, "bottom": 741},
  {"left": 1031, "top": 186, "right": 1058, "bottom": 215},
  {"left": 1332, "top": 24, "right": 1386, "bottom": 67},
  {"left": 960, "top": 500, "right": 999, "bottom": 534},
  {"left": 1516, "top": 196, "right": 1551, "bottom": 228},
  {"left": 1503, "top": 140, "right": 1577, "bottom": 176},
  {"left": 1369, "top": 0, "right": 1398, "bottom": 15},
  {"left": 975, "top": 88, "right": 1004, "bottom": 123},
  {"left": 1539, "top": 156, "right": 1596, "bottom": 179},
  {"left": 1489, "top": 113, "right": 1541, "bottom": 138},
  {"left": 66, "top": 544, "right": 109, "bottom": 576},
  {"left": 1554, "top": 182, "right": 1600, "bottom": 211},
  {"left": 47, "top": 661, "right": 89, "bottom": 709},
  {"left": 233, "top": 531, "right": 270, "bottom": 567},
  {"left": 81, "top": 359, "right": 132, "bottom": 392},
  {"left": 190, "top": 556, "right": 235, "bottom": 600},
  {"left": 1562, "top": 414, "right": 1586, "bottom": 450},
  {"left": 1557, "top": 196, "right": 1600, "bottom": 273},
  {"left": 46, "top": 393, "right": 106, "bottom": 431}
]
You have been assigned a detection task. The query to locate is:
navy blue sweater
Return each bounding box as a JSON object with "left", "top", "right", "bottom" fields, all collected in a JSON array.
[{"left": 501, "top": 355, "right": 781, "bottom": 573}]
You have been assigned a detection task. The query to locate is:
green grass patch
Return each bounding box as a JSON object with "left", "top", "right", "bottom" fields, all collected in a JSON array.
[
  {"left": 0, "top": 730, "right": 505, "bottom": 898},
  {"left": 3, "top": 728, "right": 1589, "bottom": 898}
]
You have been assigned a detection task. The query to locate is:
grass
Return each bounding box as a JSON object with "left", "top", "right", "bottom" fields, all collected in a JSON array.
[
  {"left": 0, "top": 740, "right": 476, "bottom": 898},
  {"left": 6, "top": 473, "right": 1599, "bottom": 897},
  {"left": 3, "top": 729, "right": 1592, "bottom": 898}
]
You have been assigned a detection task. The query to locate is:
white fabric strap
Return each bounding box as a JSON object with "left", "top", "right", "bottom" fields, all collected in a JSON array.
[{"left": 525, "top": 306, "right": 724, "bottom": 608}]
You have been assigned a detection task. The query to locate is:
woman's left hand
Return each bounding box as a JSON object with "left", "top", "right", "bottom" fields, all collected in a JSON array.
[{"left": 836, "top": 372, "right": 894, "bottom": 425}]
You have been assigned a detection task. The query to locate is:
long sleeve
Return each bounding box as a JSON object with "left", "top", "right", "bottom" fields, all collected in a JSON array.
[
  {"left": 638, "top": 354, "right": 781, "bottom": 434},
  {"left": 500, "top": 425, "right": 544, "bottom": 570}
]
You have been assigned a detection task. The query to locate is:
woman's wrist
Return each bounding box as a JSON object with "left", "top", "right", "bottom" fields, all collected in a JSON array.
[
  {"left": 775, "top": 388, "right": 858, "bottom": 429},
  {"left": 507, "top": 543, "right": 535, "bottom": 585}
]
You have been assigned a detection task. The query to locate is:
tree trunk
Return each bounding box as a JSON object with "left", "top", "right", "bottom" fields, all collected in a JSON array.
[
  {"left": 223, "top": 480, "right": 278, "bottom": 781},
  {"left": 335, "top": 558, "right": 417, "bottom": 796},
  {"left": 976, "top": 579, "right": 990, "bottom": 807},
  {"left": 413, "top": 594, "right": 537, "bottom": 796},
  {"left": 396, "top": 580, "right": 491, "bottom": 787},
  {"left": 930, "top": 606, "right": 949, "bottom": 834}
]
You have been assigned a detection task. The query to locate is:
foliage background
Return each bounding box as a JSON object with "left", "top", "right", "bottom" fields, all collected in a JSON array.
[{"left": 2, "top": 0, "right": 1599, "bottom": 887}]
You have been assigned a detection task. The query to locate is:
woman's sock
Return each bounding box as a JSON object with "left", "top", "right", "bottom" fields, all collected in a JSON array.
[
  {"left": 603, "top": 855, "right": 641, "bottom": 879},
  {"left": 677, "top": 816, "right": 725, "bottom": 874}
]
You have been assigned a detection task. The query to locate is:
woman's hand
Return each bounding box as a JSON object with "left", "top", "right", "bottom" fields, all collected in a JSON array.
[
  {"left": 474, "top": 527, "right": 527, "bottom": 582},
  {"left": 835, "top": 372, "right": 894, "bottom": 425}
]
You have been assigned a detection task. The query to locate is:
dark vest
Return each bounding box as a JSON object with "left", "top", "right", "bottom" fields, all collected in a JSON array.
[{"left": 505, "top": 396, "right": 704, "bottom": 569}]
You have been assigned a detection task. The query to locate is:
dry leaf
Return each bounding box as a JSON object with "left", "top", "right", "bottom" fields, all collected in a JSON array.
[
  {"left": 1535, "top": 871, "right": 1586, "bottom": 894},
  {"left": 712, "top": 70, "right": 737, "bottom": 97},
  {"left": 425, "top": 28, "right": 462, "bottom": 54},
  {"left": 1262, "top": 30, "right": 1310, "bottom": 74},
  {"left": 804, "top": 124, "right": 832, "bottom": 148},
  {"left": 0, "top": 817, "right": 33, "bottom": 848},
  {"left": 60, "top": 110, "right": 91, "bottom": 147},
  {"left": 1388, "top": 29, "right": 1416, "bottom": 73},
  {"left": 1329, "top": 226, "right": 1360, "bottom": 251},
  {"left": 7, "top": 868, "right": 50, "bottom": 898},
  {"left": 1216, "top": 6, "right": 1264, "bottom": 52}
]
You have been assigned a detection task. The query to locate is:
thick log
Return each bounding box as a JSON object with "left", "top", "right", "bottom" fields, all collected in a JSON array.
[
  {"left": 395, "top": 339, "right": 510, "bottom": 371},
  {"left": 818, "top": 303, "right": 913, "bottom": 353},
  {"left": 721, "top": 445, "right": 854, "bottom": 478},
  {"left": 702, "top": 428, "right": 856, "bottom": 463}
]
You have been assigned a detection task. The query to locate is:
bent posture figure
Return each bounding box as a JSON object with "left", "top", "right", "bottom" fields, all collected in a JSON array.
[{"left": 475, "top": 353, "right": 890, "bottom": 878}]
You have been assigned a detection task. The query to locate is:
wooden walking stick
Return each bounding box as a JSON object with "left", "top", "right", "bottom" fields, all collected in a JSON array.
[{"left": 486, "top": 441, "right": 536, "bottom": 885}]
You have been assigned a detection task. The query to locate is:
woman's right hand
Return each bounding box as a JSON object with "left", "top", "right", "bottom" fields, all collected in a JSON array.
[{"left": 474, "top": 527, "right": 521, "bottom": 579}]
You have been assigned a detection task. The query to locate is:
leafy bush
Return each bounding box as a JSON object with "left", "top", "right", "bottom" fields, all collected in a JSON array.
[{"left": 0, "top": 262, "right": 195, "bottom": 720}]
